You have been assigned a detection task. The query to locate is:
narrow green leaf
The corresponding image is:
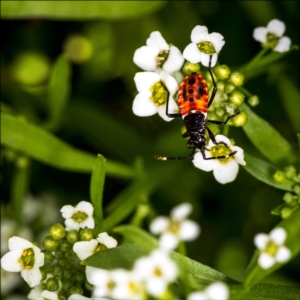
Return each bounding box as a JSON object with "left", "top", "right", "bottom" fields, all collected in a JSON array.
[
  {"left": 90, "top": 155, "right": 106, "bottom": 229},
  {"left": 244, "top": 152, "right": 293, "bottom": 191},
  {"left": 241, "top": 103, "right": 297, "bottom": 166},
  {"left": 1, "top": 1, "right": 166, "bottom": 20},
  {"left": 244, "top": 208, "right": 300, "bottom": 287},
  {"left": 1, "top": 112, "right": 133, "bottom": 178},
  {"left": 44, "top": 54, "right": 71, "bottom": 131}
]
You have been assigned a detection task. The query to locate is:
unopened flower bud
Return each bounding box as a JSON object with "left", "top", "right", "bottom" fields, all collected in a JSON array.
[
  {"left": 44, "top": 251, "right": 54, "bottom": 265},
  {"left": 43, "top": 236, "right": 59, "bottom": 251},
  {"left": 225, "top": 83, "right": 235, "bottom": 94},
  {"left": 182, "top": 61, "right": 200, "bottom": 75},
  {"left": 46, "top": 277, "right": 59, "bottom": 292},
  {"left": 230, "top": 72, "right": 244, "bottom": 86},
  {"left": 274, "top": 171, "right": 289, "bottom": 184},
  {"left": 49, "top": 223, "right": 65, "bottom": 240},
  {"left": 214, "top": 65, "right": 231, "bottom": 79},
  {"left": 60, "top": 240, "right": 71, "bottom": 252},
  {"left": 70, "top": 286, "right": 84, "bottom": 295},
  {"left": 216, "top": 81, "right": 225, "bottom": 91},
  {"left": 80, "top": 228, "right": 94, "bottom": 241},
  {"left": 248, "top": 95, "right": 259, "bottom": 107},
  {"left": 284, "top": 165, "right": 297, "bottom": 179},
  {"left": 66, "top": 230, "right": 79, "bottom": 244},
  {"left": 233, "top": 111, "right": 248, "bottom": 127},
  {"left": 215, "top": 107, "right": 225, "bottom": 117},
  {"left": 281, "top": 207, "right": 293, "bottom": 219},
  {"left": 283, "top": 192, "right": 295, "bottom": 204},
  {"left": 230, "top": 90, "right": 245, "bottom": 106}
]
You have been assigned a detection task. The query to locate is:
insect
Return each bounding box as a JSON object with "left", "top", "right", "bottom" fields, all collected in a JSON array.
[{"left": 155, "top": 55, "right": 239, "bottom": 161}]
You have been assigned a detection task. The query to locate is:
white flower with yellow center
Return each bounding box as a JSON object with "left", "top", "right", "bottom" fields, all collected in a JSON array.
[
  {"left": 36, "top": 290, "right": 59, "bottom": 300},
  {"left": 254, "top": 227, "right": 291, "bottom": 269},
  {"left": 1, "top": 236, "right": 44, "bottom": 288},
  {"left": 253, "top": 19, "right": 291, "bottom": 53},
  {"left": 150, "top": 203, "right": 200, "bottom": 250},
  {"left": 133, "top": 250, "right": 178, "bottom": 297},
  {"left": 60, "top": 201, "right": 95, "bottom": 231},
  {"left": 183, "top": 25, "right": 225, "bottom": 67},
  {"left": 73, "top": 232, "right": 117, "bottom": 261},
  {"left": 132, "top": 71, "right": 178, "bottom": 121},
  {"left": 188, "top": 282, "right": 229, "bottom": 300},
  {"left": 192, "top": 135, "right": 246, "bottom": 184},
  {"left": 133, "top": 31, "right": 184, "bottom": 73}
]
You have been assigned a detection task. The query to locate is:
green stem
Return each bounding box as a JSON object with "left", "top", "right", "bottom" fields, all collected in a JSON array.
[
  {"left": 222, "top": 125, "right": 229, "bottom": 137},
  {"left": 240, "top": 48, "right": 269, "bottom": 73},
  {"left": 237, "top": 86, "right": 252, "bottom": 98},
  {"left": 177, "top": 241, "right": 186, "bottom": 256}
]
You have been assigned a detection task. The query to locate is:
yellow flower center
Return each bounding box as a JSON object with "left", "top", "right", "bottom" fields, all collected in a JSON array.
[
  {"left": 95, "top": 243, "right": 107, "bottom": 252},
  {"left": 265, "top": 32, "right": 280, "bottom": 49},
  {"left": 72, "top": 211, "right": 88, "bottom": 223},
  {"left": 156, "top": 49, "right": 170, "bottom": 67},
  {"left": 197, "top": 41, "right": 216, "bottom": 54},
  {"left": 210, "top": 144, "right": 233, "bottom": 164},
  {"left": 150, "top": 82, "right": 168, "bottom": 106},
  {"left": 169, "top": 220, "right": 180, "bottom": 234},
  {"left": 266, "top": 241, "right": 278, "bottom": 256},
  {"left": 19, "top": 248, "right": 35, "bottom": 269},
  {"left": 153, "top": 266, "right": 163, "bottom": 277}
]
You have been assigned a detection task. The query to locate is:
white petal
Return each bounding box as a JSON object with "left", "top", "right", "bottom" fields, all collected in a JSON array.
[
  {"left": 68, "top": 294, "right": 91, "bottom": 300},
  {"left": 32, "top": 246, "right": 44, "bottom": 268},
  {"left": 200, "top": 53, "right": 218, "bottom": 67},
  {"left": 8, "top": 236, "right": 33, "bottom": 251},
  {"left": 206, "top": 282, "right": 229, "bottom": 300},
  {"left": 267, "top": 19, "right": 285, "bottom": 37},
  {"left": 132, "top": 91, "right": 158, "bottom": 117},
  {"left": 214, "top": 134, "right": 232, "bottom": 146},
  {"left": 86, "top": 266, "right": 110, "bottom": 285},
  {"left": 41, "top": 291, "right": 59, "bottom": 300},
  {"left": 149, "top": 216, "right": 170, "bottom": 234},
  {"left": 159, "top": 232, "right": 179, "bottom": 250},
  {"left": 163, "top": 45, "right": 184, "bottom": 73},
  {"left": 65, "top": 218, "right": 80, "bottom": 231},
  {"left": 151, "top": 250, "right": 178, "bottom": 280},
  {"left": 76, "top": 201, "right": 94, "bottom": 216},
  {"left": 213, "top": 159, "right": 239, "bottom": 184},
  {"left": 80, "top": 216, "right": 95, "bottom": 229},
  {"left": 231, "top": 146, "right": 246, "bottom": 166},
  {"left": 254, "top": 233, "right": 269, "bottom": 249},
  {"left": 275, "top": 246, "right": 291, "bottom": 263},
  {"left": 258, "top": 253, "right": 275, "bottom": 269},
  {"left": 160, "top": 71, "right": 178, "bottom": 95},
  {"left": 73, "top": 239, "right": 98, "bottom": 260},
  {"left": 134, "top": 72, "right": 160, "bottom": 93},
  {"left": 192, "top": 151, "right": 214, "bottom": 172},
  {"left": 1, "top": 249, "right": 23, "bottom": 272},
  {"left": 178, "top": 220, "right": 200, "bottom": 241},
  {"left": 60, "top": 205, "right": 76, "bottom": 219},
  {"left": 146, "top": 31, "right": 169, "bottom": 51},
  {"left": 274, "top": 36, "right": 291, "bottom": 53},
  {"left": 206, "top": 32, "right": 225, "bottom": 53},
  {"left": 133, "top": 46, "right": 159, "bottom": 71},
  {"left": 146, "top": 277, "right": 167, "bottom": 297},
  {"left": 270, "top": 227, "right": 287, "bottom": 245},
  {"left": 157, "top": 102, "right": 174, "bottom": 122},
  {"left": 191, "top": 25, "right": 209, "bottom": 43},
  {"left": 171, "top": 203, "right": 192, "bottom": 220},
  {"left": 183, "top": 43, "right": 202, "bottom": 64},
  {"left": 97, "top": 232, "right": 117, "bottom": 248},
  {"left": 188, "top": 291, "right": 207, "bottom": 300},
  {"left": 21, "top": 268, "right": 42, "bottom": 288},
  {"left": 253, "top": 27, "right": 268, "bottom": 43}
]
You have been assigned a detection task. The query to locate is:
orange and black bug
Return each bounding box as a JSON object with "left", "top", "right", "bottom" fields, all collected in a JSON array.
[{"left": 155, "top": 55, "right": 239, "bottom": 161}]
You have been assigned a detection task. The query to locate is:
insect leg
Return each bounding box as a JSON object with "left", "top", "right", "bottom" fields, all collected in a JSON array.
[
  {"left": 207, "top": 112, "right": 240, "bottom": 125},
  {"left": 208, "top": 55, "right": 217, "bottom": 108},
  {"left": 165, "top": 89, "right": 182, "bottom": 118}
]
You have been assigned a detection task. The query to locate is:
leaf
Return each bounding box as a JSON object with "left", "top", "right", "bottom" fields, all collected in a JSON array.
[
  {"left": 90, "top": 155, "right": 106, "bottom": 229},
  {"left": 1, "top": 112, "right": 134, "bottom": 178},
  {"left": 244, "top": 208, "right": 300, "bottom": 287},
  {"left": 241, "top": 103, "right": 297, "bottom": 166},
  {"left": 1, "top": 1, "right": 166, "bottom": 20},
  {"left": 44, "top": 54, "right": 71, "bottom": 131},
  {"left": 244, "top": 152, "right": 293, "bottom": 191}
]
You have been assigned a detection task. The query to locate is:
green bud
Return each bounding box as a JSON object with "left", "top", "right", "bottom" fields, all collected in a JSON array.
[
  {"left": 283, "top": 192, "right": 295, "bottom": 204},
  {"left": 216, "top": 81, "right": 225, "bottom": 91},
  {"left": 232, "top": 111, "right": 248, "bottom": 127},
  {"left": 70, "top": 286, "right": 84, "bottom": 295},
  {"left": 44, "top": 251, "right": 54, "bottom": 265},
  {"left": 49, "top": 223, "right": 65, "bottom": 240},
  {"left": 16, "top": 156, "right": 29, "bottom": 168},
  {"left": 80, "top": 228, "right": 94, "bottom": 241},
  {"left": 46, "top": 277, "right": 59, "bottom": 292},
  {"left": 273, "top": 171, "right": 290, "bottom": 184},
  {"left": 215, "top": 107, "right": 225, "bottom": 117},
  {"left": 53, "top": 265, "right": 63, "bottom": 275},
  {"left": 66, "top": 230, "right": 79, "bottom": 245},
  {"left": 63, "top": 270, "right": 73, "bottom": 279},
  {"left": 293, "top": 185, "right": 300, "bottom": 195},
  {"left": 43, "top": 236, "right": 59, "bottom": 251},
  {"left": 75, "top": 272, "right": 86, "bottom": 283},
  {"left": 214, "top": 65, "right": 231, "bottom": 80},
  {"left": 182, "top": 61, "right": 200, "bottom": 75},
  {"left": 248, "top": 95, "right": 259, "bottom": 107},
  {"left": 58, "top": 258, "right": 67, "bottom": 267},
  {"left": 85, "top": 280, "right": 94, "bottom": 291},
  {"left": 284, "top": 165, "right": 297, "bottom": 179},
  {"left": 40, "top": 268, "right": 47, "bottom": 281},
  {"left": 281, "top": 207, "right": 293, "bottom": 219},
  {"left": 230, "top": 90, "right": 245, "bottom": 106},
  {"left": 55, "top": 250, "right": 64, "bottom": 258},
  {"left": 230, "top": 72, "right": 244, "bottom": 86},
  {"left": 225, "top": 83, "right": 235, "bottom": 94},
  {"left": 60, "top": 240, "right": 71, "bottom": 252}
]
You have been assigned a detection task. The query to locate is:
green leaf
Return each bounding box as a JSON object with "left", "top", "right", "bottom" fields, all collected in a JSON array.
[
  {"left": 1, "top": 112, "right": 133, "bottom": 178},
  {"left": 1, "top": 1, "right": 166, "bottom": 20},
  {"left": 44, "top": 54, "right": 71, "bottom": 132},
  {"left": 90, "top": 155, "right": 106, "bottom": 229},
  {"left": 244, "top": 152, "right": 293, "bottom": 191},
  {"left": 244, "top": 208, "right": 300, "bottom": 287},
  {"left": 241, "top": 103, "right": 297, "bottom": 166}
]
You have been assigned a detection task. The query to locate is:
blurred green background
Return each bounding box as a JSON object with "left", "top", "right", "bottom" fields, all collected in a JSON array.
[{"left": 1, "top": 0, "right": 299, "bottom": 291}]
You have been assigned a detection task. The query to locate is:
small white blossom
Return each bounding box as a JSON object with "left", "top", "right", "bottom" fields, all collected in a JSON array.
[
  {"left": 150, "top": 203, "right": 200, "bottom": 250},
  {"left": 133, "top": 249, "right": 178, "bottom": 297},
  {"left": 132, "top": 71, "right": 179, "bottom": 121},
  {"left": 61, "top": 201, "right": 95, "bottom": 231},
  {"left": 183, "top": 25, "right": 225, "bottom": 67},
  {"left": 73, "top": 232, "right": 117, "bottom": 261},
  {"left": 36, "top": 290, "right": 59, "bottom": 300},
  {"left": 1, "top": 237, "right": 44, "bottom": 288},
  {"left": 188, "top": 282, "right": 229, "bottom": 300},
  {"left": 192, "top": 135, "right": 246, "bottom": 184},
  {"left": 253, "top": 19, "right": 291, "bottom": 53},
  {"left": 133, "top": 31, "right": 184, "bottom": 73},
  {"left": 254, "top": 227, "right": 291, "bottom": 269}
]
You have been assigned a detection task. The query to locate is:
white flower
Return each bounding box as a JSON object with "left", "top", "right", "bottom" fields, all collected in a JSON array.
[
  {"left": 132, "top": 71, "right": 179, "bottom": 121},
  {"left": 192, "top": 135, "right": 246, "bottom": 184},
  {"left": 188, "top": 282, "right": 229, "bottom": 300},
  {"left": 183, "top": 25, "right": 225, "bottom": 67},
  {"left": 61, "top": 201, "right": 95, "bottom": 231},
  {"left": 150, "top": 203, "right": 200, "bottom": 250},
  {"left": 1, "top": 237, "right": 44, "bottom": 288},
  {"left": 36, "top": 290, "right": 59, "bottom": 300},
  {"left": 68, "top": 295, "right": 93, "bottom": 300},
  {"left": 133, "top": 31, "right": 184, "bottom": 73},
  {"left": 253, "top": 19, "right": 291, "bottom": 53},
  {"left": 73, "top": 232, "right": 117, "bottom": 261},
  {"left": 133, "top": 249, "right": 178, "bottom": 297},
  {"left": 254, "top": 227, "right": 291, "bottom": 269}
]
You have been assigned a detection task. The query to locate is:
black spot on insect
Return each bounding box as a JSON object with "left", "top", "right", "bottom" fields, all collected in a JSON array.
[
  {"left": 189, "top": 97, "right": 194, "bottom": 102},
  {"left": 188, "top": 78, "right": 196, "bottom": 85},
  {"left": 188, "top": 89, "right": 194, "bottom": 94},
  {"left": 197, "top": 84, "right": 204, "bottom": 96}
]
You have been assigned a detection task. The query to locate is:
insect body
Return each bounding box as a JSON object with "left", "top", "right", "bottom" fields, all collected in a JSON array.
[{"left": 155, "top": 55, "right": 239, "bottom": 161}]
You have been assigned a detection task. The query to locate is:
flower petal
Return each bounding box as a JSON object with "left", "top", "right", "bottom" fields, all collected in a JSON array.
[
  {"left": 32, "top": 246, "right": 44, "bottom": 268},
  {"left": 149, "top": 216, "right": 170, "bottom": 234},
  {"left": 160, "top": 71, "right": 178, "bottom": 95},
  {"left": 146, "top": 31, "right": 169, "bottom": 51},
  {"left": 171, "top": 203, "right": 192, "bottom": 220},
  {"left": 133, "top": 46, "right": 159, "bottom": 71},
  {"left": 163, "top": 45, "right": 184, "bottom": 73},
  {"left": 192, "top": 151, "right": 214, "bottom": 172},
  {"left": 267, "top": 19, "right": 285, "bottom": 37},
  {"left": 274, "top": 36, "right": 291, "bottom": 53},
  {"left": 132, "top": 91, "right": 158, "bottom": 117},
  {"left": 254, "top": 233, "right": 269, "bottom": 249},
  {"left": 275, "top": 246, "right": 291, "bottom": 263},
  {"left": 206, "top": 32, "right": 225, "bottom": 53},
  {"left": 258, "top": 253, "right": 275, "bottom": 269},
  {"left": 213, "top": 159, "right": 239, "bottom": 184},
  {"left": 214, "top": 134, "right": 232, "bottom": 146},
  {"left": 231, "top": 146, "right": 246, "bottom": 166},
  {"left": 270, "top": 227, "right": 287, "bottom": 245},
  {"left": 65, "top": 218, "right": 80, "bottom": 231},
  {"left": 60, "top": 205, "right": 76, "bottom": 219},
  {"left": 188, "top": 291, "right": 207, "bottom": 300},
  {"left": 80, "top": 216, "right": 95, "bottom": 229},
  {"left": 157, "top": 102, "right": 175, "bottom": 122},
  {"left": 178, "top": 220, "right": 200, "bottom": 241},
  {"left": 206, "top": 282, "right": 229, "bottom": 300},
  {"left": 201, "top": 53, "right": 218, "bottom": 67},
  {"left": 21, "top": 268, "right": 42, "bottom": 288},
  {"left": 134, "top": 72, "right": 160, "bottom": 93},
  {"left": 183, "top": 43, "right": 202, "bottom": 64},
  {"left": 97, "top": 232, "right": 117, "bottom": 249},
  {"left": 8, "top": 236, "right": 33, "bottom": 251},
  {"left": 253, "top": 27, "right": 267, "bottom": 43},
  {"left": 73, "top": 239, "right": 98, "bottom": 260},
  {"left": 191, "top": 25, "right": 209, "bottom": 43},
  {"left": 1, "top": 249, "right": 23, "bottom": 272},
  {"left": 159, "top": 232, "right": 179, "bottom": 250},
  {"left": 86, "top": 266, "right": 110, "bottom": 285},
  {"left": 41, "top": 291, "right": 59, "bottom": 300},
  {"left": 76, "top": 201, "right": 94, "bottom": 216}
]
